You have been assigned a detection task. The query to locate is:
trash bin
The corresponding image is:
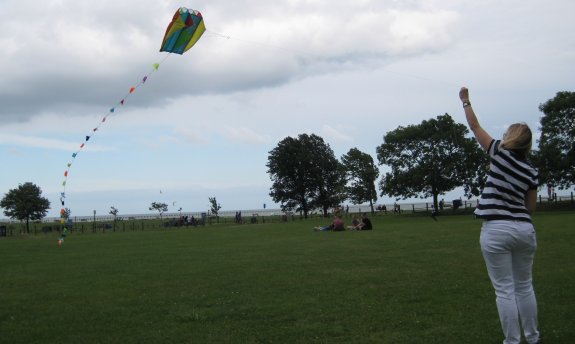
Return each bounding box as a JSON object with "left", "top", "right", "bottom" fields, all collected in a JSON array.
[{"left": 0, "top": 225, "right": 7, "bottom": 237}]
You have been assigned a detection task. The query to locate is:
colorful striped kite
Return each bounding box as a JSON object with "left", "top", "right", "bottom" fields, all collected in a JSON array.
[{"left": 160, "top": 8, "right": 205, "bottom": 55}]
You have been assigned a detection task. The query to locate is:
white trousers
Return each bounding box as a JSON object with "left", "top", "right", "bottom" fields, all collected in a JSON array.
[{"left": 480, "top": 220, "right": 540, "bottom": 344}]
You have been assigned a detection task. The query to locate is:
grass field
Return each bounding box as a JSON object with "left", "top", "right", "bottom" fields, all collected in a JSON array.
[{"left": 1, "top": 212, "right": 574, "bottom": 343}]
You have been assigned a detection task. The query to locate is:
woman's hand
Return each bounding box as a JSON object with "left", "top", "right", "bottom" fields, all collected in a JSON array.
[
  {"left": 459, "top": 87, "right": 469, "bottom": 102},
  {"left": 459, "top": 86, "right": 492, "bottom": 150}
]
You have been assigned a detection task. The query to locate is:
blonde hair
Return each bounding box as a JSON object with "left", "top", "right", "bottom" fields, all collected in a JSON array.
[{"left": 501, "top": 123, "right": 532, "bottom": 158}]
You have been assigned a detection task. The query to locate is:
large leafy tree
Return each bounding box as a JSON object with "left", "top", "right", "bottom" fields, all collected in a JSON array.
[
  {"left": 1, "top": 182, "right": 50, "bottom": 233},
  {"left": 376, "top": 114, "right": 488, "bottom": 209},
  {"left": 315, "top": 152, "right": 347, "bottom": 217},
  {"left": 341, "top": 147, "right": 379, "bottom": 214},
  {"left": 535, "top": 91, "right": 575, "bottom": 189},
  {"left": 267, "top": 133, "right": 346, "bottom": 218}
]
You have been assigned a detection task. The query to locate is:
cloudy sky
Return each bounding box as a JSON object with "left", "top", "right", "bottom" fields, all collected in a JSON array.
[{"left": 1, "top": 0, "right": 573, "bottom": 218}]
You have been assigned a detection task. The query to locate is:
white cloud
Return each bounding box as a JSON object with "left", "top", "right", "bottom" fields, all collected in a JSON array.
[
  {"left": 174, "top": 127, "right": 210, "bottom": 145},
  {"left": 134, "top": 135, "right": 183, "bottom": 151},
  {"left": 0, "top": 133, "right": 111, "bottom": 152},
  {"left": 202, "top": 6, "right": 460, "bottom": 64},
  {"left": 320, "top": 125, "right": 353, "bottom": 143},
  {"left": 222, "top": 127, "right": 272, "bottom": 145},
  {"left": 0, "top": 0, "right": 463, "bottom": 124},
  {"left": 386, "top": 10, "right": 459, "bottom": 54}
]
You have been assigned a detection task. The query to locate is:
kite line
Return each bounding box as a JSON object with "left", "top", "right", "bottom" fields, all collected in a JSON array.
[{"left": 205, "top": 30, "right": 461, "bottom": 89}]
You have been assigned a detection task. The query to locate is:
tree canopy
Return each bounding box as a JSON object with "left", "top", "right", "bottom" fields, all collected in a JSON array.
[
  {"left": 376, "top": 114, "right": 488, "bottom": 207},
  {"left": 535, "top": 91, "right": 575, "bottom": 189},
  {"left": 0, "top": 182, "right": 50, "bottom": 233},
  {"left": 149, "top": 202, "right": 168, "bottom": 220},
  {"left": 209, "top": 197, "right": 221, "bottom": 217},
  {"left": 267, "top": 133, "right": 346, "bottom": 218},
  {"left": 341, "top": 147, "right": 379, "bottom": 214}
]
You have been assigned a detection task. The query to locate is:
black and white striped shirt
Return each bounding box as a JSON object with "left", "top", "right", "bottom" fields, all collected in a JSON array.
[{"left": 475, "top": 140, "right": 539, "bottom": 222}]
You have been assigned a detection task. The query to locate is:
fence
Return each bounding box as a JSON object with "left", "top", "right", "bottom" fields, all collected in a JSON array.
[{"left": 1, "top": 195, "right": 573, "bottom": 238}]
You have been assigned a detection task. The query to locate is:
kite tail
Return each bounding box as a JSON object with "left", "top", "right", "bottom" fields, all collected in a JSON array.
[
  {"left": 58, "top": 227, "right": 68, "bottom": 247},
  {"left": 59, "top": 53, "right": 171, "bottom": 225}
]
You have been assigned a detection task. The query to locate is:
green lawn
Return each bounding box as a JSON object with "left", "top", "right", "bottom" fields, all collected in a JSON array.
[{"left": 1, "top": 212, "right": 574, "bottom": 343}]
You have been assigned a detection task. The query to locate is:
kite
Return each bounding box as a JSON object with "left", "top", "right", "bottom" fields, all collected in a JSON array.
[
  {"left": 160, "top": 8, "right": 206, "bottom": 55},
  {"left": 58, "top": 7, "right": 205, "bottom": 244}
]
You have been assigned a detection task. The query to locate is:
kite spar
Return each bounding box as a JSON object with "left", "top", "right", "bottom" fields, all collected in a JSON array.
[{"left": 58, "top": 7, "right": 205, "bottom": 246}]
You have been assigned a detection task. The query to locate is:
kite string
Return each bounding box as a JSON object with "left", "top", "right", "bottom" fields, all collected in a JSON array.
[
  {"left": 205, "top": 29, "right": 461, "bottom": 89},
  {"left": 205, "top": 30, "right": 310, "bottom": 57},
  {"left": 59, "top": 53, "right": 172, "bottom": 220}
]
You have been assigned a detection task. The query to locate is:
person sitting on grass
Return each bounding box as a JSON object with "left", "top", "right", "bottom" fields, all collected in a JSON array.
[
  {"left": 347, "top": 215, "right": 360, "bottom": 230},
  {"left": 314, "top": 215, "right": 345, "bottom": 232},
  {"left": 354, "top": 213, "right": 373, "bottom": 231}
]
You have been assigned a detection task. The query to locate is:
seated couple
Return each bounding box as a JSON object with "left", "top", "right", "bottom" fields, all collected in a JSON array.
[{"left": 347, "top": 213, "right": 373, "bottom": 230}]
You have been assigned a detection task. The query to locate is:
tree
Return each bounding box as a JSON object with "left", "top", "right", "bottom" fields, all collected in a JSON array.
[
  {"left": 535, "top": 91, "right": 575, "bottom": 189},
  {"left": 208, "top": 197, "right": 221, "bottom": 218},
  {"left": 149, "top": 202, "right": 168, "bottom": 221},
  {"left": 315, "top": 152, "right": 347, "bottom": 217},
  {"left": 267, "top": 133, "right": 346, "bottom": 218},
  {"left": 1, "top": 182, "right": 50, "bottom": 233},
  {"left": 376, "top": 114, "right": 488, "bottom": 209},
  {"left": 341, "top": 148, "right": 380, "bottom": 214}
]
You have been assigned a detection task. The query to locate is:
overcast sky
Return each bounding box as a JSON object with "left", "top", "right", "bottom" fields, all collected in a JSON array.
[{"left": 1, "top": 0, "right": 573, "bottom": 218}]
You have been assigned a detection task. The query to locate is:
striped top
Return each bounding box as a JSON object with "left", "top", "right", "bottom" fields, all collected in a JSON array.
[{"left": 475, "top": 140, "right": 539, "bottom": 222}]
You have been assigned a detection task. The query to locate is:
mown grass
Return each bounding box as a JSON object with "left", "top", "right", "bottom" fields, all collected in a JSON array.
[{"left": 0, "top": 212, "right": 574, "bottom": 343}]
